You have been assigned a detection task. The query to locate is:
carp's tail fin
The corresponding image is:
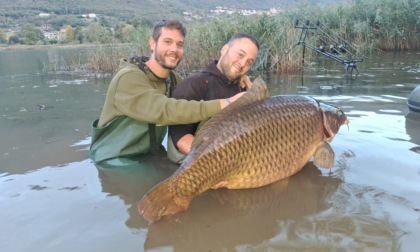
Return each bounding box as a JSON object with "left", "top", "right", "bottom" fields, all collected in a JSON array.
[{"left": 138, "top": 180, "right": 189, "bottom": 223}]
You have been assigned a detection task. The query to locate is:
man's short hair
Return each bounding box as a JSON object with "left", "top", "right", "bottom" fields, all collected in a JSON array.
[
  {"left": 152, "top": 19, "right": 187, "bottom": 41},
  {"left": 228, "top": 33, "right": 260, "bottom": 50}
]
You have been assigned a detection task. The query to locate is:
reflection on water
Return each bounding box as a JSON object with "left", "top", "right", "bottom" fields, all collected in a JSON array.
[
  {"left": 0, "top": 49, "right": 109, "bottom": 175},
  {"left": 145, "top": 163, "right": 341, "bottom": 251},
  {"left": 0, "top": 50, "right": 419, "bottom": 252},
  {"left": 405, "top": 112, "right": 420, "bottom": 154},
  {"left": 95, "top": 152, "right": 178, "bottom": 228},
  {"left": 143, "top": 163, "right": 343, "bottom": 251},
  {"left": 97, "top": 159, "right": 404, "bottom": 251}
]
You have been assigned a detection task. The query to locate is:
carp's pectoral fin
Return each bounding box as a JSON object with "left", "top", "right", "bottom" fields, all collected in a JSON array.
[{"left": 313, "top": 142, "right": 335, "bottom": 168}]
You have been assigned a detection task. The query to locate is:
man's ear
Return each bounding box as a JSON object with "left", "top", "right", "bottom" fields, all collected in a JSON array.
[
  {"left": 220, "top": 44, "right": 229, "bottom": 55},
  {"left": 149, "top": 37, "right": 155, "bottom": 52}
]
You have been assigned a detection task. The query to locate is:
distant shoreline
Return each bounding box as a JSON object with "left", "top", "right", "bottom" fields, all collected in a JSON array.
[{"left": 0, "top": 44, "right": 98, "bottom": 51}]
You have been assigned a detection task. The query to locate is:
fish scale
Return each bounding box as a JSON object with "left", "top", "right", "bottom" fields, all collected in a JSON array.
[
  {"left": 194, "top": 96, "right": 322, "bottom": 188},
  {"left": 138, "top": 77, "right": 348, "bottom": 222},
  {"left": 224, "top": 98, "right": 321, "bottom": 187}
]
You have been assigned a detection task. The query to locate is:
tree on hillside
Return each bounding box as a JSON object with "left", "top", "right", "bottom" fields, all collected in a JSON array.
[
  {"left": 8, "top": 35, "right": 20, "bottom": 45},
  {"left": 99, "top": 17, "right": 110, "bottom": 28},
  {"left": 0, "top": 28, "right": 8, "bottom": 44},
  {"left": 65, "top": 25, "right": 74, "bottom": 42},
  {"left": 73, "top": 26, "right": 84, "bottom": 44},
  {"left": 19, "top": 25, "right": 45, "bottom": 45},
  {"left": 84, "top": 22, "right": 113, "bottom": 44},
  {"left": 84, "top": 22, "right": 104, "bottom": 43},
  {"left": 121, "top": 24, "right": 135, "bottom": 42}
]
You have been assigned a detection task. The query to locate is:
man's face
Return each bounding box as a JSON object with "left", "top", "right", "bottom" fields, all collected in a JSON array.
[
  {"left": 217, "top": 38, "right": 258, "bottom": 81},
  {"left": 150, "top": 27, "right": 184, "bottom": 70}
]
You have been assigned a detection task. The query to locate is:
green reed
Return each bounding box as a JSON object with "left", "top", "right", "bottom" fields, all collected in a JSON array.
[{"left": 60, "top": 0, "right": 419, "bottom": 76}]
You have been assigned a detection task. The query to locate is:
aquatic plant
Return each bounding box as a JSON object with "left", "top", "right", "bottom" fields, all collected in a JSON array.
[{"left": 53, "top": 0, "right": 419, "bottom": 76}]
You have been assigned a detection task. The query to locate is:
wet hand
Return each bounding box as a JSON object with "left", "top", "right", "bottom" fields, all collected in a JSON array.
[
  {"left": 220, "top": 92, "right": 246, "bottom": 109},
  {"left": 240, "top": 75, "right": 252, "bottom": 90},
  {"left": 177, "top": 134, "right": 194, "bottom": 154}
]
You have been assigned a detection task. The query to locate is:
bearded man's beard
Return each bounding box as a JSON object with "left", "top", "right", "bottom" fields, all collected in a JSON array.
[{"left": 154, "top": 52, "right": 181, "bottom": 70}]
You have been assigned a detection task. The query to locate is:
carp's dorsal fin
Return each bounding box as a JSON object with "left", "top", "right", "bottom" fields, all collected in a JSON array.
[
  {"left": 313, "top": 142, "right": 335, "bottom": 168},
  {"left": 191, "top": 77, "right": 270, "bottom": 150},
  {"left": 227, "top": 76, "right": 271, "bottom": 110}
]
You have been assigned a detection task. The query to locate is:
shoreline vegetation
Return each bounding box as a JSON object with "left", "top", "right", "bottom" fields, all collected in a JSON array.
[{"left": 1, "top": 0, "right": 418, "bottom": 76}]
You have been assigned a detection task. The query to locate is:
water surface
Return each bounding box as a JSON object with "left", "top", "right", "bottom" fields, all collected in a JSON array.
[{"left": 0, "top": 49, "right": 419, "bottom": 251}]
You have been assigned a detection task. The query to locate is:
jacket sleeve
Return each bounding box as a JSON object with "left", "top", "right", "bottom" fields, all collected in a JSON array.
[{"left": 113, "top": 69, "right": 220, "bottom": 125}]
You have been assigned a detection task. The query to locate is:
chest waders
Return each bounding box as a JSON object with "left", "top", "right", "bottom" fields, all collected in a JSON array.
[{"left": 129, "top": 55, "right": 177, "bottom": 155}]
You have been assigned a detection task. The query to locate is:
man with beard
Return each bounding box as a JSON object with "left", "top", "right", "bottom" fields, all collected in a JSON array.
[
  {"left": 90, "top": 19, "right": 245, "bottom": 163},
  {"left": 168, "top": 33, "right": 260, "bottom": 163}
]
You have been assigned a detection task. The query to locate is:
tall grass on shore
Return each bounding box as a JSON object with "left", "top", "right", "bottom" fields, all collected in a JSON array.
[
  {"left": 181, "top": 13, "right": 305, "bottom": 74},
  {"left": 60, "top": 0, "right": 419, "bottom": 76},
  {"left": 312, "top": 0, "right": 419, "bottom": 52},
  {"left": 85, "top": 13, "right": 308, "bottom": 76}
]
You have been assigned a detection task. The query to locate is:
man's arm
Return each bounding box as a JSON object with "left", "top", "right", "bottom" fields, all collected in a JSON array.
[
  {"left": 176, "top": 134, "right": 195, "bottom": 154},
  {"left": 112, "top": 67, "right": 241, "bottom": 126}
]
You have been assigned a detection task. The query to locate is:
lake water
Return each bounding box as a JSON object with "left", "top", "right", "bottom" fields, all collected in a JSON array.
[{"left": 0, "top": 48, "right": 419, "bottom": 252}]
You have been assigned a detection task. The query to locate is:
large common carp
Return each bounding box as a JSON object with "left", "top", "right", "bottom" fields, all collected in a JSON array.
[{"left": 139, "top": 77, "right": 348, "bottom": 222}]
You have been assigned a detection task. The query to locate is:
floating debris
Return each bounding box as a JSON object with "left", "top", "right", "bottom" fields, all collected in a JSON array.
[{"left": 37, "top": 104, "right": 54, "bottom": 111}]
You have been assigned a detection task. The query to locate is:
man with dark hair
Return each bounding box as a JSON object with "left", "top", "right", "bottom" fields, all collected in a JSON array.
[
  {"left": 90, "top": 19, "right": 245, "bottom": 163},
  {"left": 168, "top": 33, "right": 260, "bottom": 163}
]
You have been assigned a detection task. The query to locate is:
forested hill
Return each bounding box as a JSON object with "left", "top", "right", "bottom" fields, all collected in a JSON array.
[{"left": 0, "top": 0, "right": 346, "bottom": 28}]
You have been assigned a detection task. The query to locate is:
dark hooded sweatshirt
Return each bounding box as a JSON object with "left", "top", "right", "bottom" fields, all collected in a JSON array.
[{"left": 169, "top": 60, "right": 245, "bottom": 148}]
